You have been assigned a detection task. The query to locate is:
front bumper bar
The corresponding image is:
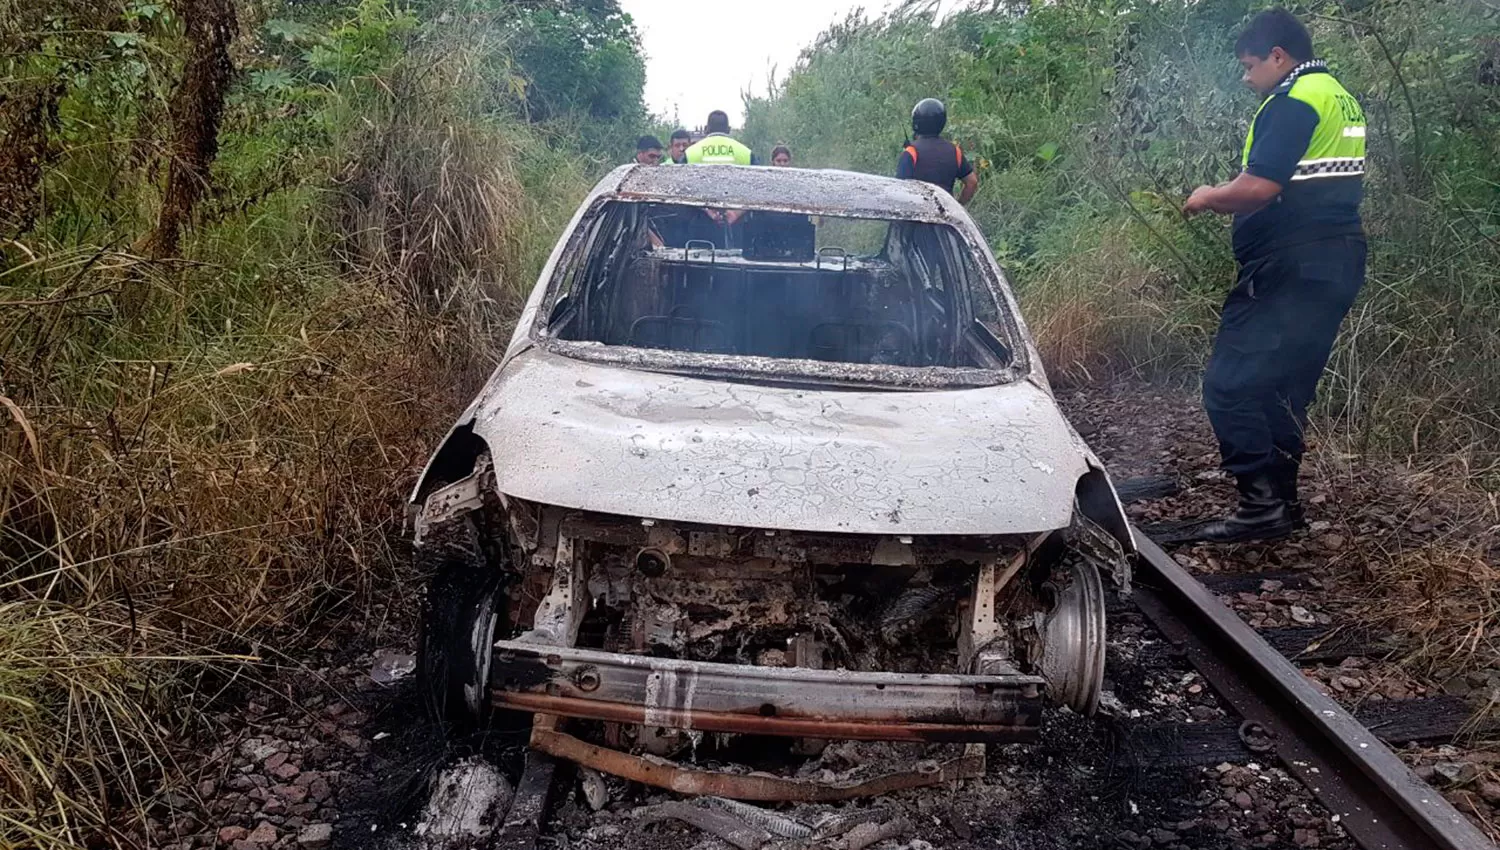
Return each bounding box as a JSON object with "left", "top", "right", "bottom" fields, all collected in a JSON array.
[{"left": 492, "top": 640, "right": 1046, "bottom": 743}]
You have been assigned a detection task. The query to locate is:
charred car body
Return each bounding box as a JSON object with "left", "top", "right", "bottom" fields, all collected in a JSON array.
[{"left": 411, "top": 165, "right": 1133, "bottom": 800}]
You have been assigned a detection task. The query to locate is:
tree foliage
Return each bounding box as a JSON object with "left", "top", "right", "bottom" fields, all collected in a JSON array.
[{"left": 501, "top": 0, "right": 647, "bottom": 123}]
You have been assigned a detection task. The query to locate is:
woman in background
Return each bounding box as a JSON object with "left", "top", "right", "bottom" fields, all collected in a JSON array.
[{"left": 771, "top": 145, "right": 792, "bottom": 167}]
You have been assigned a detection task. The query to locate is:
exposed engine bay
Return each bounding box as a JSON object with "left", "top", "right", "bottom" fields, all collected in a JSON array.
[{"left": 415, "top": 456, "right": 1130, "bottom": 801}]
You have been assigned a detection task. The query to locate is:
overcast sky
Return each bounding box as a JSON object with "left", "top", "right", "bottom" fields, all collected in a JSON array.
[{"left": 620, "top": 1, "right": 897, "bottom": 128}]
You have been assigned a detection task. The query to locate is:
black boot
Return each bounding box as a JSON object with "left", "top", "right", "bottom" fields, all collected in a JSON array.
[
  {"left": 1196, "top": 471, "right": 1295, "bottom": 544},
  {"left": 1272, "top": 457, "right": 1306, "bottom": 529}
]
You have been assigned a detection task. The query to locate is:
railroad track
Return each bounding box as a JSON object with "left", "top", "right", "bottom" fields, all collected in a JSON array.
[
  {"left": 428, "top": 503, "right": 1498, "bottom": 850},
  {"left": 1131, "top": 530, "right": 1494, "bottom": 850}
]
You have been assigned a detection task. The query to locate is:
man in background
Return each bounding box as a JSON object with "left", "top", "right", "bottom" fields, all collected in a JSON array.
[
  {"left": 634, "top": 135, "right": 663, "bottom": 165},
  {"left": 685, "top": 111, "right": 756, "bottom": 165},
  {"left": 896, "top": 98, "right": 978, "bottom": 205},
  {"left": 685, "top": 111, "right": 755, "bottom": 239},
  {"left": 667, "top": 128, "right": 692, "bottom": 164},
  {"left": 1181, "top": 9, "right": 1367, "bottom": 543}
]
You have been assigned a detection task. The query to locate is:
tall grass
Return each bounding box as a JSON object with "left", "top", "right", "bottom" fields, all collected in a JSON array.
[
  {"left": 0, "top": 602, "right": 251, "bottom": 849},
  {"left": 1, "top": 0, "right": 607, "bottom": 843}
]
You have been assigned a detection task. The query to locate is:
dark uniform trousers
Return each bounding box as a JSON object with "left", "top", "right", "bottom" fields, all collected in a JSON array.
[{"left": 1203, "top": 235, "right": 1366, "bottom": 476}]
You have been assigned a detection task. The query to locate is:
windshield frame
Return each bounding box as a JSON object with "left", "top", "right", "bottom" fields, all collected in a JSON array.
[{"left": 529, "top": 195, "right": 1032, "bottom": 390}]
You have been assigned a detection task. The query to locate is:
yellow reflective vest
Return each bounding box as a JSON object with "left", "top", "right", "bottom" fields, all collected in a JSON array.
[
  {"left": 1242, "top": 62, "right": 1366, "bottom": 180},
  {"left": 685, "top": 133, "right": 754, "bottom": 165}
]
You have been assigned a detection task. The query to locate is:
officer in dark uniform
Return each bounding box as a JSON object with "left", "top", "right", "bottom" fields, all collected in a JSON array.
[
  {"left": 896, "top": 98, "right": 979, "bottom": 205},
  {"left": 1182, "top": 9, "right": 1367, "bottom": 543}
]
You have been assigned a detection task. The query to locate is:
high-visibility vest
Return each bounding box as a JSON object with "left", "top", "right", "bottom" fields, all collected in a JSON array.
[
  {"left": 1243, "top": 61, "right": 1366, "bottom": 181},
  {"left": 685, "top": 133, "right": 754, "bottom": 165}
]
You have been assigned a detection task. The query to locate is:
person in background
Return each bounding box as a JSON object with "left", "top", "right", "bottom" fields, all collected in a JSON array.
[
  {"left": 634, "top": 135, "right": 663, "bottom": 165},
  {"left": 685, "top": 111, "right": 756, "bottom": 165},
  {"left": 685, "top": 111, "right": 755, "bottom": 236},
  {"left": 896, "top": 98, "right": 978, "bottom": 205},
  {"left": 668, "top": 129, "right": 692, "bottom": 165},
  {"left": 771, "top": 145, "right": 793, "bottom": 167},
  {"left": 1179, "top": 9, "right": 1367, "bottom": 543}
]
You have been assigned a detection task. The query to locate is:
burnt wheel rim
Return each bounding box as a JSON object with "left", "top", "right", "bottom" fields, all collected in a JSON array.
[
  {"left": 1039, "top": 558, "right": 1106, "bottom": 715},
  {"left": 463, "top": 592, "right": 500, "bottom": 720}
]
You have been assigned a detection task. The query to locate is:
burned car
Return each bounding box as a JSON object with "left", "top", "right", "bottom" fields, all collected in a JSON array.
[{"left": 410, "top": 164, "right": 1133, "bottom": 800}]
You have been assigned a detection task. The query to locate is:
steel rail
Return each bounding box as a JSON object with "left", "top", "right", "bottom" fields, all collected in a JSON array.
[{"left": 1132, "top": 530, "right": 1495, "bottom": 850}]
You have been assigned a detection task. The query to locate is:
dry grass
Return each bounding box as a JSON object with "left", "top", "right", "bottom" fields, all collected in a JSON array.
[
  {"left": 0, "top": 239, "right": 503, "bottom": 845},
  {"left": 0, "top": 2, "right": 610, "bottom": 845},
  {"left": 1300, "top": 445, "right": 1500, "bottom": 735},
  {"left": 0, "top": 10, "right": 596, "bottom": 843},
  {"left": 1356, "top": 543, "right": 1500, "bottom": 674},
  {"left": 333, "top": 80, "right": 529, "bottom": 320},
  {"left": 2, "top": 253, "right": 486, "bottom": 623},
  {"left": 1017, "top": 222, "right": 1216, "bottom": 388},
  {"left": 0, "top": 601, "right": 252, "bottom": 849}
]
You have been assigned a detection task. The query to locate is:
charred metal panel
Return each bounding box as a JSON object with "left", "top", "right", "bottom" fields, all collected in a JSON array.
[
  {"left": 413, "top": 464, "right": 489, "bottom": 544},
  {"left": 613, "top": 164, "right": 951, "bottom": 222},
  {"left": 1074, "top": 463, "right": 1135, "bottom": 555},
  {"left": 492, "top": 642, "right": 1044, "bottom": 741},
  {"left": 519, "top": 535, "right": 585, "bottom": 647},
  {"left": 470, "top": 350, "right": 1095, "bottom": 536}
]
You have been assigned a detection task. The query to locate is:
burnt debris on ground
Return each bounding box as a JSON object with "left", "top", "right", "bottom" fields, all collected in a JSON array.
[{"left": 160, "top": 587, "right": 1358, "bottom": 850}]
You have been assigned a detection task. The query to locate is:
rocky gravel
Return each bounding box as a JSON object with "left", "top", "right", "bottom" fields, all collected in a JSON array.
[{"left": 139, "top": 667, "right": 371, "bottom": 850}]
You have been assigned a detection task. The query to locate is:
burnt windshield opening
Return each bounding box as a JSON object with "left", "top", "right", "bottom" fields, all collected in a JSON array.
[{"left": 545, "top": 200, "right": 1017, "bottom": 372}]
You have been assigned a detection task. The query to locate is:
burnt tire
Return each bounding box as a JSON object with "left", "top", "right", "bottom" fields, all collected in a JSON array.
[{"left": 416, "top": 519, "right": 505, "bottom": 733}]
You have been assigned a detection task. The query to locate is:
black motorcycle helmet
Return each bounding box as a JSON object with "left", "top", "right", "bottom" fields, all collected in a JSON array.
[{"left": 912, "top": 98, "right": 947, "bottom": 136}]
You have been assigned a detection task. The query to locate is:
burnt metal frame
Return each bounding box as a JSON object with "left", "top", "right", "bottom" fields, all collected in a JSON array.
[
  {"left": 1132, "top": 532, "right": 1493, "bottom": 850},
  {"left": 492, "top": 512, "right": 1047, "bottom": 802},
  {"left": 492, "top": 641, "right": 1044, "bottom": 744},
  {"left": 529, "top": 183, "right": 1032, "bottom": 391},
  {"left": 529, "top": 723, "right": 985, "bottom": 802}
]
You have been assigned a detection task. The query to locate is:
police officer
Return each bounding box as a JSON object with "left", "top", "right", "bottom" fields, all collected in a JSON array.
[
  {"left": 684, "top": 111, "right": 756, "bottom": 165},
  {"left": 1182, "top": 9, "right": 1367, "bottom": 543},
  {"left": 896, "top": 98, "right": 978, "bottom": 205},
  {"left": 685, "top": 110, "right": 755, "bottom": 240}
]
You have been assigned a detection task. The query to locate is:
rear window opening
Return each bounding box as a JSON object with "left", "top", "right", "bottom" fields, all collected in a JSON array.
[{"left": 543, "top": 200, "right": 1017, "bottom": 372}]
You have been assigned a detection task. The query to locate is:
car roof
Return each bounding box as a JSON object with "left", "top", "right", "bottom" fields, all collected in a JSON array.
[{"left": 609, "top": 164, "right": 956, "bottom": 221}]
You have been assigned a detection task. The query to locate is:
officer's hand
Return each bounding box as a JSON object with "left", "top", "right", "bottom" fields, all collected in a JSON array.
[{"left": 1183, "top": 185, "right": 1216, "bottom": 216}]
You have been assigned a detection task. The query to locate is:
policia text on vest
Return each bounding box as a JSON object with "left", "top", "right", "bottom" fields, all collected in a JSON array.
[
  {"left": 685, "top": 133, "right": 755, "bottom": 165},
  {"left": 1180, "top": 9, "right": 1366, "bottom": 545}
]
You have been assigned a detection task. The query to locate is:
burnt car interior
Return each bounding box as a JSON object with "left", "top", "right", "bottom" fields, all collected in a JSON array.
[{"left": 546, "top": 201, "right": 1016, "bottom": 369}]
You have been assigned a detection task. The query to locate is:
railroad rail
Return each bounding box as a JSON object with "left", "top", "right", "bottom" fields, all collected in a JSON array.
[{"left": 1132, "top": 530, "right": 1494, "bottom": 850}]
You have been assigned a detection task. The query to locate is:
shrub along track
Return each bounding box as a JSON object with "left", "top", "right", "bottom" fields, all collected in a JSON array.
[{"left": 162, "top": 381, "right": 1500, "bottom": 850}]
